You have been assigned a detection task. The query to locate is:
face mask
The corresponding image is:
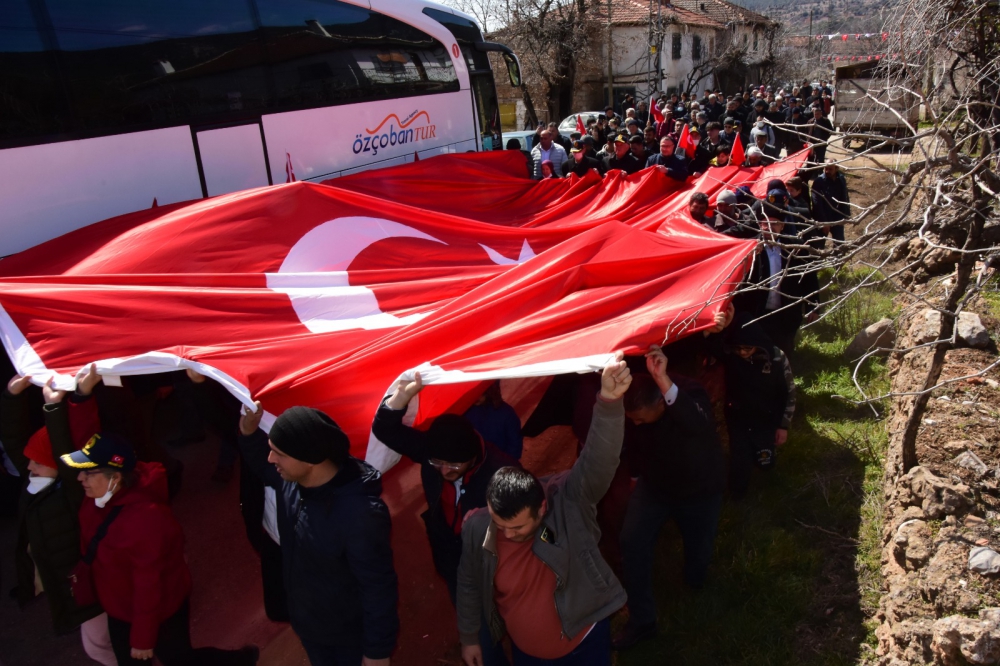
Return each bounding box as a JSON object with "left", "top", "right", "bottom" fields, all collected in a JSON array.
[
  {"left": 95, "top": 478, "right": 118, "bottom": 508},
  {"left": 26, "top": 474, "right": 56, "bottom": 495}
]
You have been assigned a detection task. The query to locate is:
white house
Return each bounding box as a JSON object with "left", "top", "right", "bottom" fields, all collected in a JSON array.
[
  {"left": 671, "top": 0, "right": 779, "bottom": 89},
  {"left": 595, "top": 0, "right": 726, "bottom": 100}
]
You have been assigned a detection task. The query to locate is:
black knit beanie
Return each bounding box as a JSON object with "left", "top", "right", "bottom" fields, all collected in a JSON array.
[
  {"left": 426, "top": 414, "right": 481, "bottom": 463},
  {"left": 270, "top": 406, "right": 350, "bottom": 465}
]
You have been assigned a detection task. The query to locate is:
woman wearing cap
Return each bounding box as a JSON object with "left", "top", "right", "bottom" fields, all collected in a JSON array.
[
  {"left": 65, "top": 409, "right": 258, "bottom": 665},
  {"left": 1, "top": 366, "right": 113, "bottom": 665}
]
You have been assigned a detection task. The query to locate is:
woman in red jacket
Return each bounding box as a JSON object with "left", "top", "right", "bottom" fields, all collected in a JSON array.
[{"left": 63, "top": 432, "right": 258, "bottom": 666}]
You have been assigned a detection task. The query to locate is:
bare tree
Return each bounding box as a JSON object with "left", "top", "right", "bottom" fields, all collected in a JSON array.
[{"left": 490, "top": 0, "right": 605, "bottom": 120}]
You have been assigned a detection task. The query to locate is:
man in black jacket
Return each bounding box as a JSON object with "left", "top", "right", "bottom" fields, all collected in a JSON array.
[
  {"left": 613, "top": 346, "right": 725, "bottom": 651},
  {"left": 371, "top": 372, "right": 518, "bottom": 600},
  {"left": 806, "top": 105, "right": 834, "bottom": 166},
  {"left": 645, "top": 136, "right": 689, "bottom": 182},
  {"left": 239, "top": 403, "right": 398, "bottom": 666},
  {"left": 562, "top": 140, "right": 605, "bottom": 178},
  {"left": 547, "top": 121, "right": 572, "bottom": 153},
  {"left": 2, "top": 367, "right": 109, "bottom": 660},
  {"left": 602, "top": 134, "right": 642, "bottom": 175},
  {"left": 626, "top": 133, "right": 651, "bottom": 165},
  {"left": 372, "top": 374, "right": 516, "bottom": 666},
  {"left": 732, "top": 198, "right": 808, "bottom": 357},
  {"left": 707, "top": 306, "right": 796, "bottom": 499},
  {"left": 812, "top": 160, "right": 851, "bottom": 243}
]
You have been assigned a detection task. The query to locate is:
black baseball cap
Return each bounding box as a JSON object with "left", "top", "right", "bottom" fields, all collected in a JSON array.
[
  {"left": 570, "top": 140, "right": 585, "bottom": 153},
  {"left": 61, "top": 432, "right": 136, "bottom": 472}
]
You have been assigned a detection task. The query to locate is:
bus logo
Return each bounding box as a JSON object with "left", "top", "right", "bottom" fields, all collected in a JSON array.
[{"left": 353, "top": 110, "right": 437, "bottom": 157}]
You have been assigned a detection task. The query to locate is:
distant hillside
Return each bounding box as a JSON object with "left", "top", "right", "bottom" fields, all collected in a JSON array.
[{"left": 730, "top": 0, "right": 897, "bottom": 34}]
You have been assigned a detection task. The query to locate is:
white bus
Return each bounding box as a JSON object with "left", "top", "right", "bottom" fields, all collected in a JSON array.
[{"left": 0, "top": 0, "right": 521, "bottom": 255}]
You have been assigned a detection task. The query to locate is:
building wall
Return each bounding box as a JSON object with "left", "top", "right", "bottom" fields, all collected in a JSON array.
[
  {"left": 719, "top": 23, "right": 774, "bottom": 64},
  {"left": 605, "top": 24, "right": 718, "bottom": 99},
  {"left": 608, "top": 25, "right": 650, "bottom": 85},
  {"left": 658, "top": 25, "right": 717, "bottom": 95}
]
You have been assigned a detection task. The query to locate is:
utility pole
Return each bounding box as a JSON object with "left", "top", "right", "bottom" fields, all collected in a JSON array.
[
  {"left": 808, "top": 9, "right": 813, "bottom": 61},
  {"left": 607, "top": 0, "right": 614, "bottom": 109},
  {"left": 655, "top": 0, "right": 662, "bottom": 98}
]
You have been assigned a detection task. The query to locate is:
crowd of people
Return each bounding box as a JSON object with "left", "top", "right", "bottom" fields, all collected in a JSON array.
[
  {"left": 516, "top": 81, "right": 837, "bottom": 183},
  {"left": 0, "top": 82, "right": 848, "bottom": 666}
]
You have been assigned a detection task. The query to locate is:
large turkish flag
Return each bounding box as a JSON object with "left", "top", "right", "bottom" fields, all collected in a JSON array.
[{"left": 0, "top": 150, "right": 805, "bottom": 467}]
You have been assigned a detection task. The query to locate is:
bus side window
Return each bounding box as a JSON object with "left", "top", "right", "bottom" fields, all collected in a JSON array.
[
  {"left": 0, "top": 0, "right": 74, "bottom": 144},
  {"left": 0, "top": 0, "right": 464, "bottom": 148},
  {"left": 44, "top": 0, "right": 265, "bottom": 133},
  {"left": 255, "top": 0, "right": 459, "bottom": 110}
]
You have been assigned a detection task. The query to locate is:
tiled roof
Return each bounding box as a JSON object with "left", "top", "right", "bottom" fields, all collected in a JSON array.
[
  {"left": 670, "top": 0, "right": 777, "bottom": 28},
  {"left": 593, "top": 0, "right": 726, "bottom": 29}
]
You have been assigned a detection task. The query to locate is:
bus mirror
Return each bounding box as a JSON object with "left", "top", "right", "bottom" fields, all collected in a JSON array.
[
  {"left": 475, "top": 42, "right": 522, "bottom": 87},
  {"left": 503, "top": 53, "right": 522, "bottom": 87}
]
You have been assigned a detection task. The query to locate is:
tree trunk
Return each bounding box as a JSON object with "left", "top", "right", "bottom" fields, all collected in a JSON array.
[
  {"left": 521, "top": 86, "right": 540, "bottom": 129},
  {"left": 898, "top": 175, "right": 990, "bottom": 473}
]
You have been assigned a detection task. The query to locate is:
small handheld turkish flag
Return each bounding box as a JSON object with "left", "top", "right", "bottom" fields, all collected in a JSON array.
[
  {"left": 650, "top": 95, "right": 664, "bottom": 125},
  {"left": 576, "top": 114, "right": 585, "bottom": 135},
  {"left": 729, "top": 134, "right": 745, "bottom": 166},
  {"left": 677, "top": 124, "right": 694, "bottom": 157},
  {"left": 285, "top": 153, "right": 296, "bottom": 183}
]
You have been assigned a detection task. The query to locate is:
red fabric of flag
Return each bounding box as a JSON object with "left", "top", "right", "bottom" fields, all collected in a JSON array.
[
  {"left": 729, "top": 133, "right": 745, "bottom": 167},
  {"left": 677, "top": 124, "right": 694, "bottom": 156},
  {"left": 650, "top": 96, "right": 664, "bottom": 125},
  {"left": 0, "top": 150, "right": 806, "bottom": 466},
  {"left": 576, "top": 114, "right": 586, "bottom": 135}
]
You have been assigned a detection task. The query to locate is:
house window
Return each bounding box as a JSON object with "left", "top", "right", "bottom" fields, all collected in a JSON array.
[
  {"left": 753, "top": 31, "right": 758, "bottom": 50},
  {"left": 672, "top": 32, "right": 682, "bottom": 60},
  {"left": 693, "top": 35, "right": 702, "bottom": 60}
]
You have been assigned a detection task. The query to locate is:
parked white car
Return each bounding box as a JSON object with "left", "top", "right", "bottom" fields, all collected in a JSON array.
[
  {"left": 501, "top": 130, "right": 537, "bottom": 151},
  {"left": 558, "top": 112, "right": 605, "bottom": 134}
]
